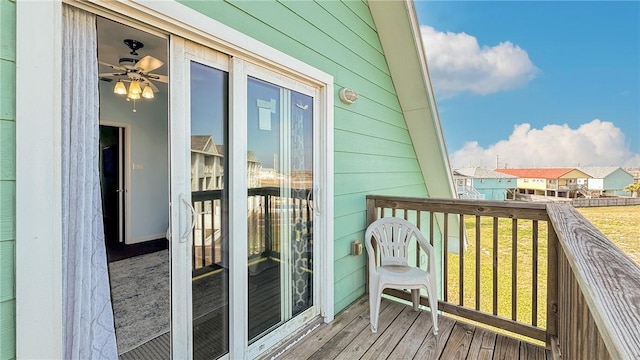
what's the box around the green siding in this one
[0,60,15,121]
[0,300,14,360]
[0,242,13,301]
[179,0,430,313]
[334,130,417,159]
[335,108,410,144]
[0,0,15,359]
[334,268,366,312]
[335,153,421,174]
[0,1,15,62]
[334,211,366,241]
[0,183,14,241]
[0,121,15,180]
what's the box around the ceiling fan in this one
[99,39,167,107]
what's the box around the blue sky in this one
[414,1,640,168]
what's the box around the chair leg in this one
[411,289,420,311]
[428,281,438,335]
[369,281,382,333]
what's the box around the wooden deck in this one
[268,296,549,360]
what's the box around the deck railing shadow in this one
[366,195,640,359]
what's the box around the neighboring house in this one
[191,135,224,191]
[626,167,640,184]
[495,168,591,198]
[578,166,635,197]
[453,167,517,201]
[1,1,457,359]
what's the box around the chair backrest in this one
[364,217,432,267]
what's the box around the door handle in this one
[180,194,196,242]
[311,185,320,216]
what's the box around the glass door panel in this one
[189,60,229,359]
[246,77,314,342]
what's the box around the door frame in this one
[99,121,131,245]
[171,36,331,359]
[242,60,323,359]
[16,1,334,358]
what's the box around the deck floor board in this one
[466,326,497,360]
[360,306,420,360]
[386,310,433,359]
[270,297,550,360]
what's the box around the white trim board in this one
[15,1,63,358]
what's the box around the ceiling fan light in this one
[113,80,127,95]
[128,88,141,100]
[142,85,154,99]
[129,80,142,95]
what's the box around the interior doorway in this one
[100,125,126,249]
[97,15,171,357]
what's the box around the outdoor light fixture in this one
[339,87,358,104]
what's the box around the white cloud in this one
[421,26,538,97]
[450,119,640,168]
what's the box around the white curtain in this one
[62,5,118,359]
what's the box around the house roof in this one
[368,1,455,199]
[191,135,212,152]
[495,168,576,179]
[454,167,517,179]
[192,135,223,156]
[578,166,630,179]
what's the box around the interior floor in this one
[109,254,288,359]
[106,238,169,262]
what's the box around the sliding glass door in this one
[171,36,321,359]
[246,77,314,341]
[189,60,230,359]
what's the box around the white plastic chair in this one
[364,217,438,335]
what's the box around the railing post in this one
[547,221,559,348]
[365,197,377,294]
[265,194,271,257]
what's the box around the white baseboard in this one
[127,233,167,245]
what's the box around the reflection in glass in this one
[190,61,229,359]
[247,77,314,341]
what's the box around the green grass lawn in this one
[577,205,640,266]
[442,205,639,341]
[445,216,548,330]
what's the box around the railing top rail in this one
[192,187,311,201]
[547,203,640,359]
[367,195,549,220]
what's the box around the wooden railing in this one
[191,189,224,274]
[191,187,312,275]
[547,204,640,359]
[366,195,640,358]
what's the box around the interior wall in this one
[99,81,169,244]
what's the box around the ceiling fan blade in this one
[135,55,164,73]
[98,72,126,78]
[146,73,168,83]
[99,61,126,71]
